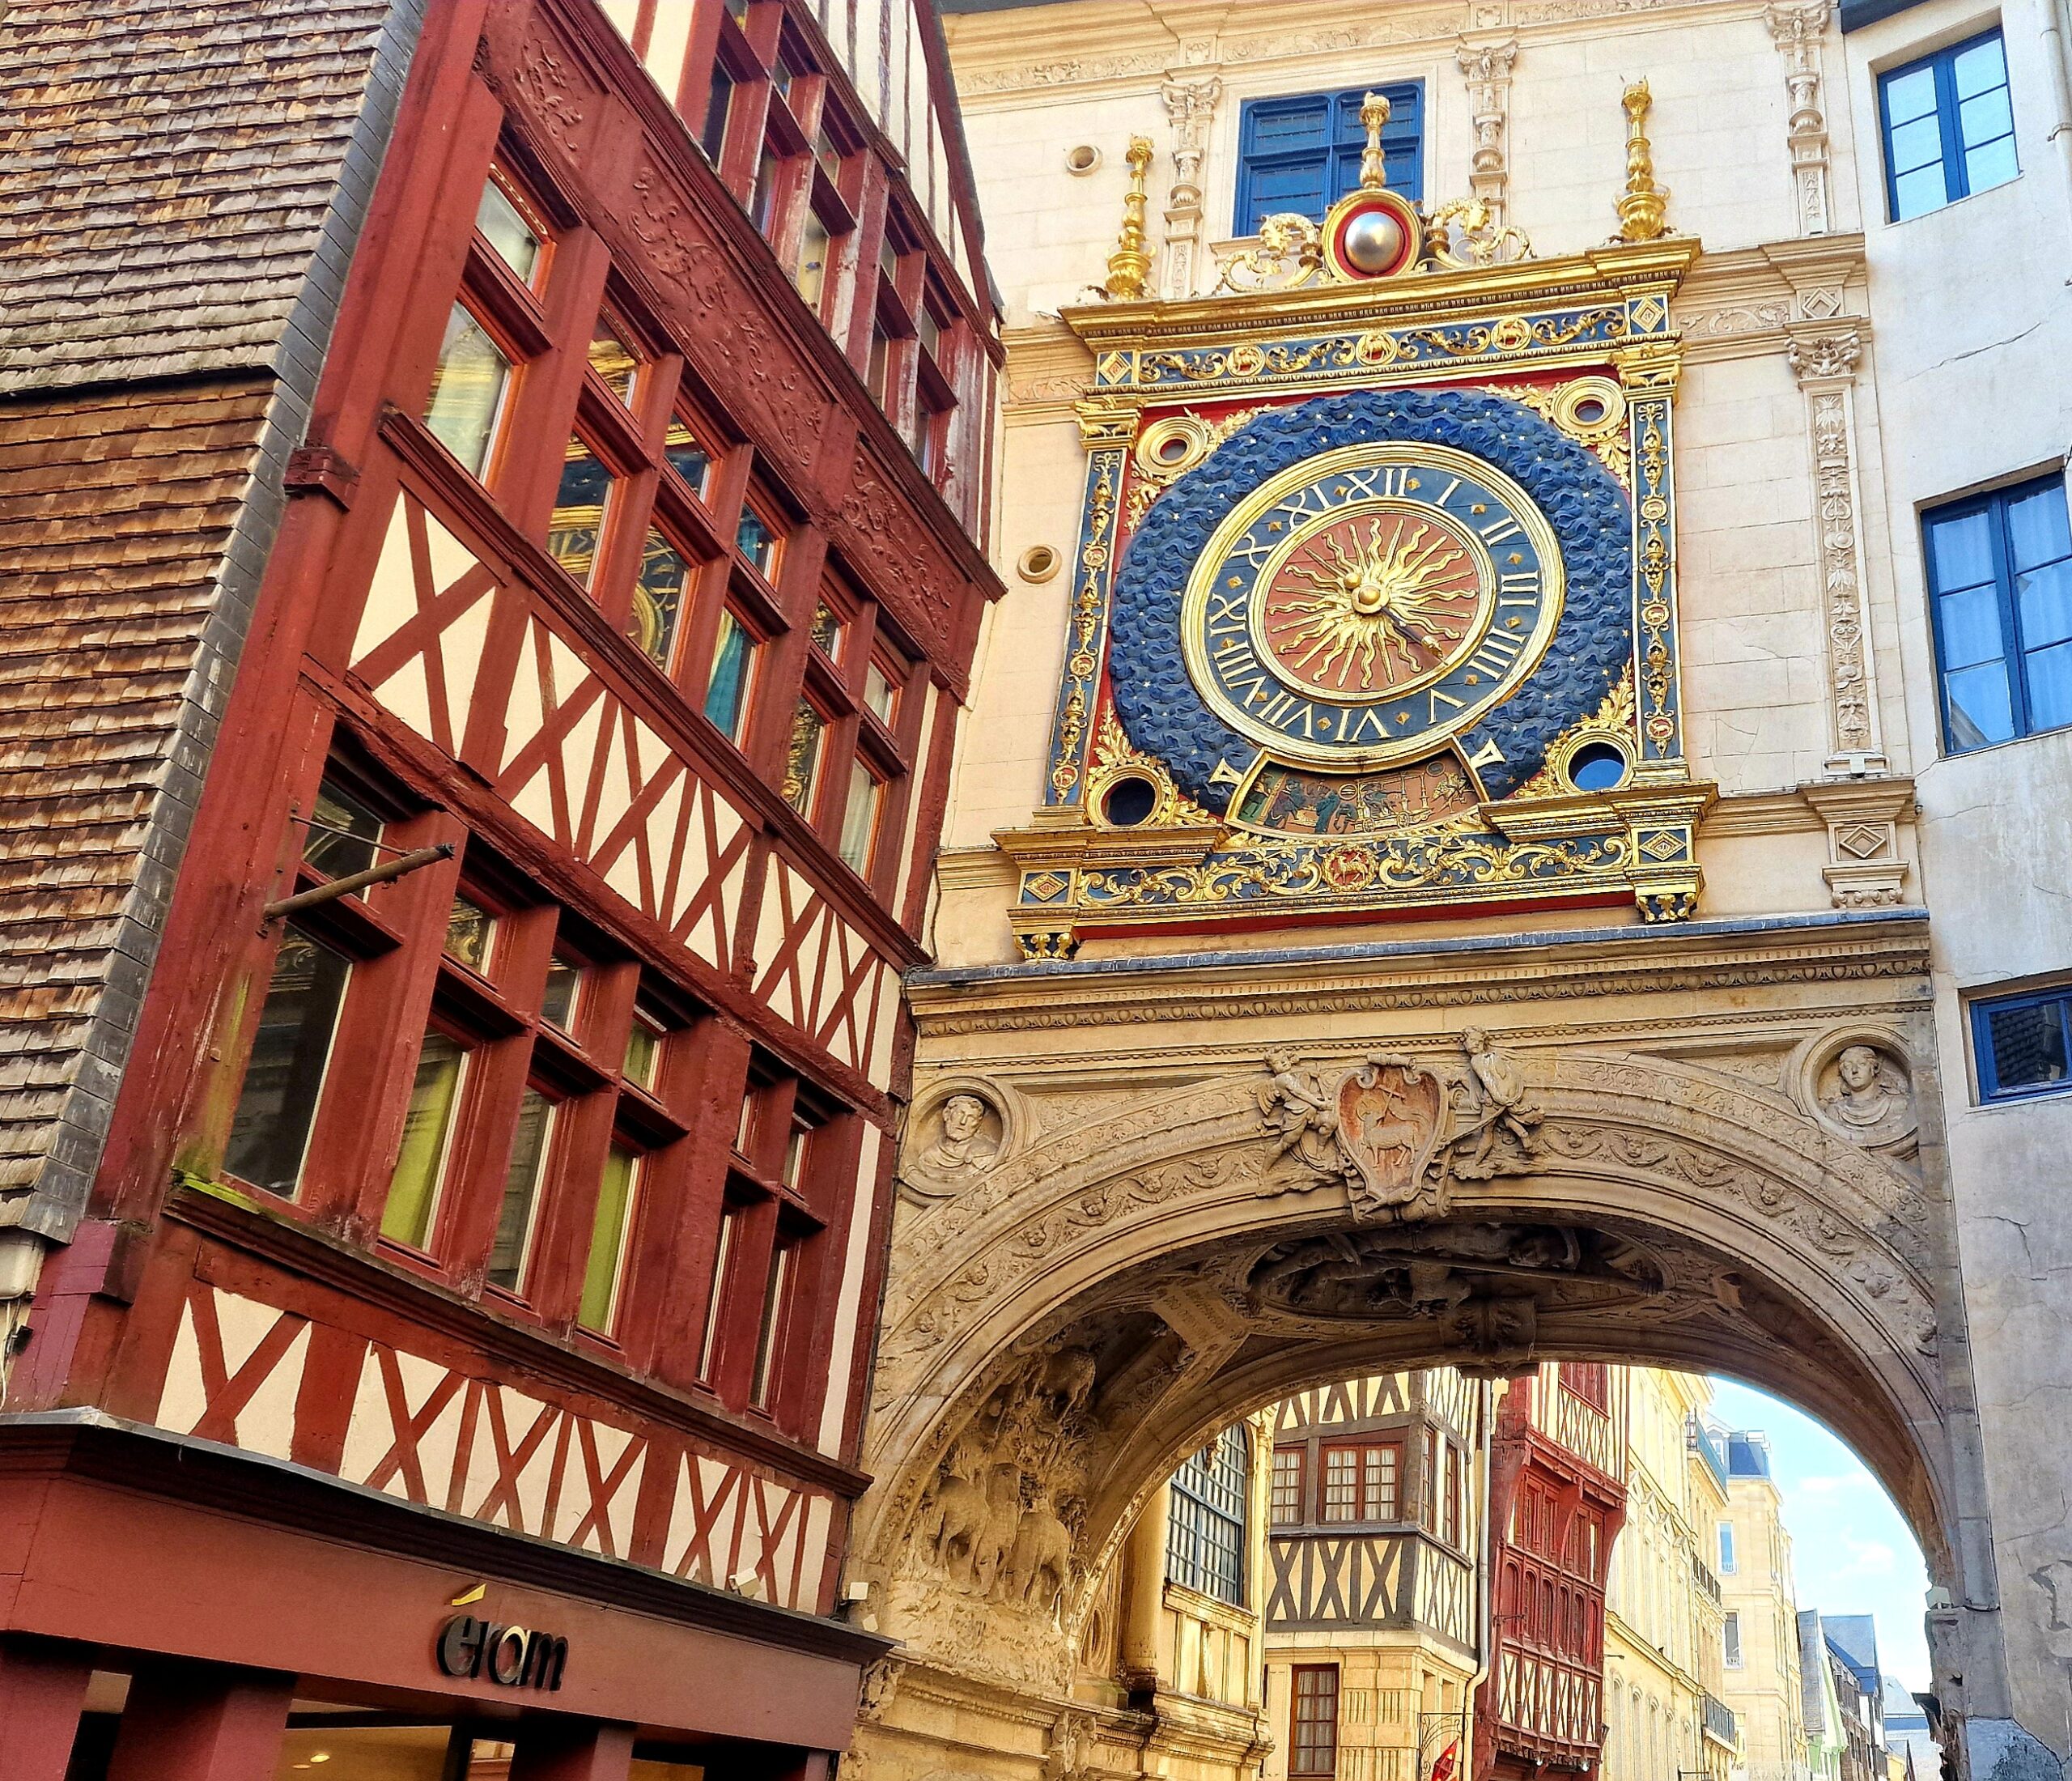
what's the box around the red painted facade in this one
[0,0,1000,1775]
[1474,1367,1627,1781]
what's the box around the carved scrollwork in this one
[1425,197,1534,268]
[1212,213,1324,294]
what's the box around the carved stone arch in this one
[855,1043,1967,1675]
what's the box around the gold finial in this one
[1358,91,1391,190]
[1103,135,1157,300]
[1615,78,1670,241]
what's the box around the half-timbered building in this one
[1475,1367,1628,1781]
[1263,1372,1488,1781]
[0,0,999,1776]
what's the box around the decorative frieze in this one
[1786,327,1887,772]
[1765,1,1836,236]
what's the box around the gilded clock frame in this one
[1002,236,1713,958]
[1180,440,1565,770]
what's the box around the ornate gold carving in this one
[1124,405,1270,529]
[1359,91,1392,191]
[1616,80,1671,242]
[1049,450,1121,800]
[1102,137,1156,301]
[1425,198,1534,270]
[1480,376,1628,482]
[1212,214,1324,295]
[1514,667,1637,797]
[1086,711,1217,827]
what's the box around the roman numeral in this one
[1497,572,1540,607]
[1466,629,1527,678]
[1434,478,1463,508]
[1479,515,1524,546]
[1345,707,1390,743]
[1207,590,1249,632]
[1276,486,1335,526]
[1467,737,1507,769]
[1216,644,1264,680]
[1429,687,1466,720]
[1228,531,1279,569]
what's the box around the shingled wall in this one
[0,0,427,1241]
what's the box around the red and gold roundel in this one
[1258,504,1484,696]
[1323,187,1422,281]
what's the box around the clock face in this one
[1180,442,1564,769]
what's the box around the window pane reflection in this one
[706,610,758,741]
[475,177,541,284]
[580,1144,640,1332]
[380,1031,469,1249]
[489,1088,555,1292]
[629,528,693,670]
[547,436,614,585]
[783,699,824,813]
[223,928,351,1197]
[424,305,512,478]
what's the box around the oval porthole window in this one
[1567,741,1630,791]
[1101,775,1159,827]
[1017,543,1061,583]
[1572,395,1608,425]
[1065,144,1102,176]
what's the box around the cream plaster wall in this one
[1831,0,2072,1741]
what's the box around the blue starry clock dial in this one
[1107,389,1634,811]
[1181,442,1561,768]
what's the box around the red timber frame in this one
[7,0,1000,1721]
[1475,1370,1628,1781]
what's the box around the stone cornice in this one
[1674,236,1869,362]
[946,0,1782,97]
[906,908,1930,1034]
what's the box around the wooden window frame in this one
[1878,28,2017,222]
[1271,1443,1306,1528]
[694,1061,840,1430]
[1923,470,2072,752]
[1289,1664,1340,1779]
[1318,1436,1404,1525]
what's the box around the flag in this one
[1431,1741,1459,1781]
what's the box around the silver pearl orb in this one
[1341,208,1403,274]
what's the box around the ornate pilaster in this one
[1040,402,1132,808]
[1614,340,1688,782]
[1787,328,1887,775]
[1160,76,1222,299]
[1455,40,1519,222]
[1766,1,1836,236]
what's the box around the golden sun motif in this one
[1263,510,1483,693]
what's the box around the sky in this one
[1708,1376,1934,1691]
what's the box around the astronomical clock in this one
[1001,90,1713,959]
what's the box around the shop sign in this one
[436,1614,568,1691]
